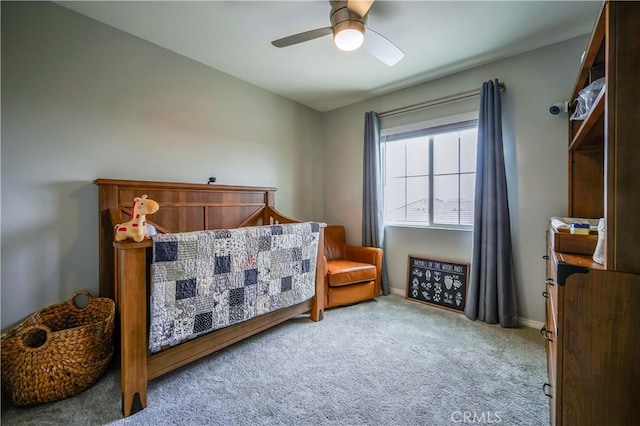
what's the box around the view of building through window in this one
[382,122,477,228]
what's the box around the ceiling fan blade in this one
[347,0,374,18]
[271,27,332,48]
[363,28,404,66]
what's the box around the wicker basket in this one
[1,291,115,407]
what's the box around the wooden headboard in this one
[94,179,298,300]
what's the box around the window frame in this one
[381,113,479,231]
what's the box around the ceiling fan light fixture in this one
[334,28,364,51]
[333,21,365,51]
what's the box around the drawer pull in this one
[542,291,549,299]
[543,383,552,398]
[545,278,555,286]
[539,326,553,342]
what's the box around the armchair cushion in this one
[326,260,377,287]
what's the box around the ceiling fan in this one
[271,0,404,66]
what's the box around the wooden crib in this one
[94,179,325,417]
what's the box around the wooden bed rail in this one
[113,224,325,417]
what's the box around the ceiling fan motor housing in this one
[330,1,367,37]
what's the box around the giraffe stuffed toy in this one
[114,194,160,242]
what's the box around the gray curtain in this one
[465,80,518,327]
[362,111,390,295]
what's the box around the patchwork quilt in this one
[149,222,320,353]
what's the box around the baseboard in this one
[389,287,405,296]
[518,317,544,329]
[388,287,544,329]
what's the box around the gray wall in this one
[323,36,588,323]
[1,2,324,327]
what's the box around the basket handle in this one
[71,291,93,310]
[18,324,52,352]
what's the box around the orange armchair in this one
[323,225,383,308]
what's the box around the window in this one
[381,119,478,229]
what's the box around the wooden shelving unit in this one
[567,90,604,151]
[544,2,640,425]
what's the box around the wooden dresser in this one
[543,2,640,425]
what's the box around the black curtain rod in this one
[378,82,506,118]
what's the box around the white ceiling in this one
[58,1,601,112]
